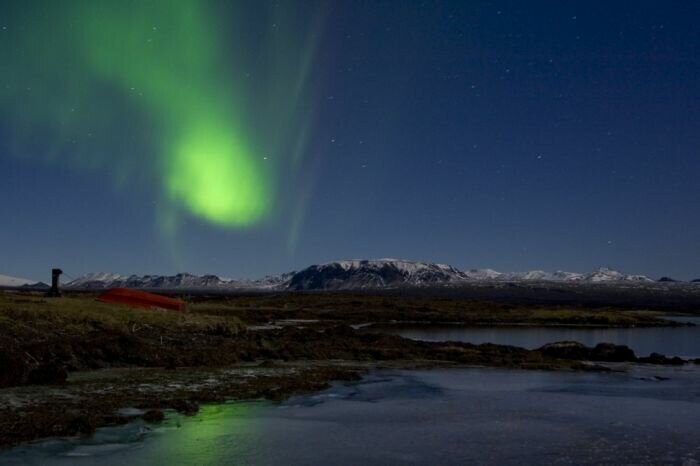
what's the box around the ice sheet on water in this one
[3,369,700,465]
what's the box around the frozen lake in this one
[3,365,700,465]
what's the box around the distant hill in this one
[20,282,50,290]
[658,277,678,283]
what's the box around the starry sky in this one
[1,0,699,281]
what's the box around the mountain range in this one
[3,259,696,291]
[35,259,695,291]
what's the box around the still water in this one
[363,316,700,358]
[3,367,700,465]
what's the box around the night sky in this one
[1,0,699,281]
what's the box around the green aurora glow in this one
[159,403,263,463]
[0,0,319,230]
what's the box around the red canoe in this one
[97,288,184,312]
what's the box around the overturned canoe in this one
[97,288,184,312]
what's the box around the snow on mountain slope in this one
[550,271,586,281]
[0,274,36,287]
[584,267,654,283]
[65,272,126,288]
[507,270,585,282]
[515,270,552,281]
[463,268,504,280]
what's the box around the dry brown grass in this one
[0,291,245,338]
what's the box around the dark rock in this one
[638,352,687,365]
[143,409,165,424]
[591,343,636,362]
[27,362,68,385]
[538,341,636,362]
[538,341,590,360]
[638,352,668,364]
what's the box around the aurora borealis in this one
[80,0,270,227]
[1,1,699,280]
[0,0,316,228]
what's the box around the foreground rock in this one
[539,341,636,362]
[637,353,686,365]
[538,341,689,365]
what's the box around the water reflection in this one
[363,317,700,358]
[1,402,265,466]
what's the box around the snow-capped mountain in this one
[286,262,650,289]
[0,274,36,288]
[513,270,553,281]
[65,272,126,289]
[584,267,654,283]
[463,268,504,280]
[507,270,585,282]
[65,271,294,290]
[66,272,232,290]
[287,259,467,290]
[60,260,668,291]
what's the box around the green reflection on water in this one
[152,402,267,465]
